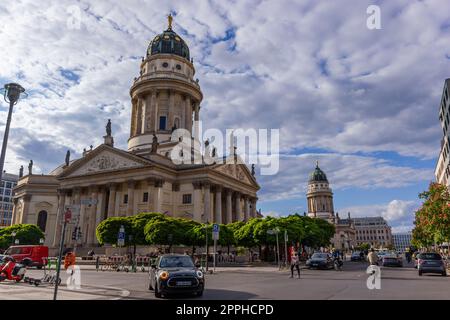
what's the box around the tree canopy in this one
[0,224,45,250]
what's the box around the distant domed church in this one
[11,15,260,251]
[306,162,356,250]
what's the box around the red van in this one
[4,245,49,268]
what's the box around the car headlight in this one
[196,270,203,278]
[159,271,169,280]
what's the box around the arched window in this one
[37,210,47,232]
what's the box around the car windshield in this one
[311,253,328,259]
[418,253,442,260]
[4,247,21,255]
[159,256,194,268]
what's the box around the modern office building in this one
[392,232,412,253]
[0,172,18,227]
[435,79,450,186]
[353,217,392,248]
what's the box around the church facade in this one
[11,16,260,249]
[307,162,356,250]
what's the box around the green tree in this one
[144,216,186,251]
[96,217,132,246]
[0,224,45,250]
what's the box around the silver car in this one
[417,253,447,276]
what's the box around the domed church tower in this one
[306,161,335,223]
[128,14,203,156]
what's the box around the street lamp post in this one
[0,83,27,182]
[11,231,16,246]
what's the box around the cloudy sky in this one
[1,0,449,233]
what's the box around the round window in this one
[162,62,169,68]
[176,64,181,70]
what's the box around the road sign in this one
[118,225,125,247]
[212,223,219,240]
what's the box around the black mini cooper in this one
[148,254,204,298]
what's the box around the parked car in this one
[148,254,205,298]
[350,251,363,261]
[4,245,48,269]
[382,254,403,267]
[417,253,447,276]
[306,253,334,269]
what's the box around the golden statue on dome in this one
[168,13,173,30]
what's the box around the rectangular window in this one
[123,194,128,204]
[182,194,192,204]
[159,116,167,130]
[5,182,11,189]
[143,192,149,203]
[4,190,10,196]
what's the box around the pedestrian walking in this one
[290,252,301,279]
[367,248,379,266]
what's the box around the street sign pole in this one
[213,238,216,273]
[54,208,71,300]
[284,230,288,268]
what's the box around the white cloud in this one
[0,1,445,215]
[381,200,417,222]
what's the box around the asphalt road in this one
[4,261,450,300]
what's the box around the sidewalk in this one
[0,282,129,300]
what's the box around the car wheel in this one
[418,270,422,276]
[154,282,162,298]
[196,290,203,297]
[442,271,447,277]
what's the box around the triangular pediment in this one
[213,162,259,188]
[59,145,151,178]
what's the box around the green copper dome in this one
[309,161,328,183]
[147,15,190,61]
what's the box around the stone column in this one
[52,190,66,247]
[193,102,199,139]
[203,182,210,223]
[146,91,155,132]
[130,99,137,136]
[11,198,18,225]
[140,95,147,134]
[126,180,136,216]
[21,194,32,224]
[192,181,203,222]
[244,196,250,221]
[234,192,242,222]
[226,189,232,224]
[153,179,164,213]
[115,184,123,216]
[136,97,143,134]
[107,183,116,217]
[87,186,98,245]
[168,90,175,129]
[251,198,257,218]
[94,187,105,244]
[145,179,152,211]
[185,96,191,132]
[154,91,159,131]
[214,186,222,224]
